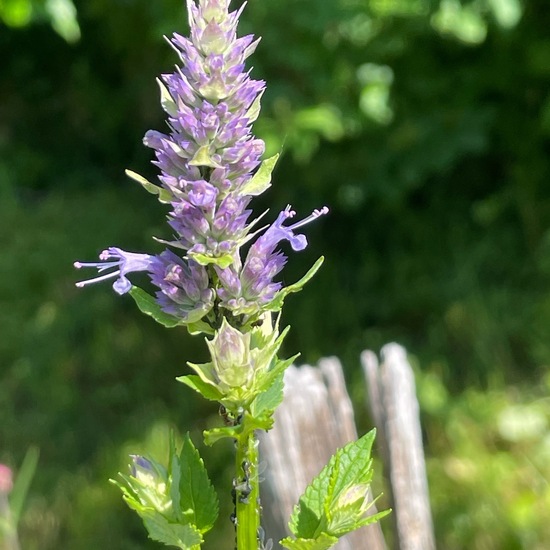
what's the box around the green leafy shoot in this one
[113,459,201,549]
[112,435,218,549]
[8,447,39,527]
[286,430,389,544]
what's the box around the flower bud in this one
[207,318,253,388]
[128,455,170,512]
[131,455,155,480]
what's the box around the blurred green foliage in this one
[1,0,549,548]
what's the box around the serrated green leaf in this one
[325,430,376,504]
[250,372,284,418]
[189,251,234,269]
[125,169,172,203]
[280,533,338,550]
[324,453,342,517]
[240,153,279,196]
[129,287,182,328]
[266,257,324,312]
[289,430,378,540]
[178,433,219,533]
[177,374,224,402]
[141,510,203,549]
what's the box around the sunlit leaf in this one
[45,0,81,43]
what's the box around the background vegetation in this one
[1,0,549,548]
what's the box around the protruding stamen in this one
[75,270,122,288]
[289,206,329,231]
[74,260,120,271]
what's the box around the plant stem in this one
[235,427,260,550]
[0,494,20,550]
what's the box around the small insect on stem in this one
[232,459,253,504]
[219,405,244,426]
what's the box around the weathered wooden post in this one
[362,344,436,550]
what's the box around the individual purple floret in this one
[74,248,154,295]
[75,247,215,321]
[216,205,329,316]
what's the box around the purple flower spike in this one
[141,0,267,262]
[75,0,329,331]
[74,247,154,295]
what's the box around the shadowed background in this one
[1,0,550,548]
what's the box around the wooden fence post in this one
[362,344,436,550]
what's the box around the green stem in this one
[235,427,260,550]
